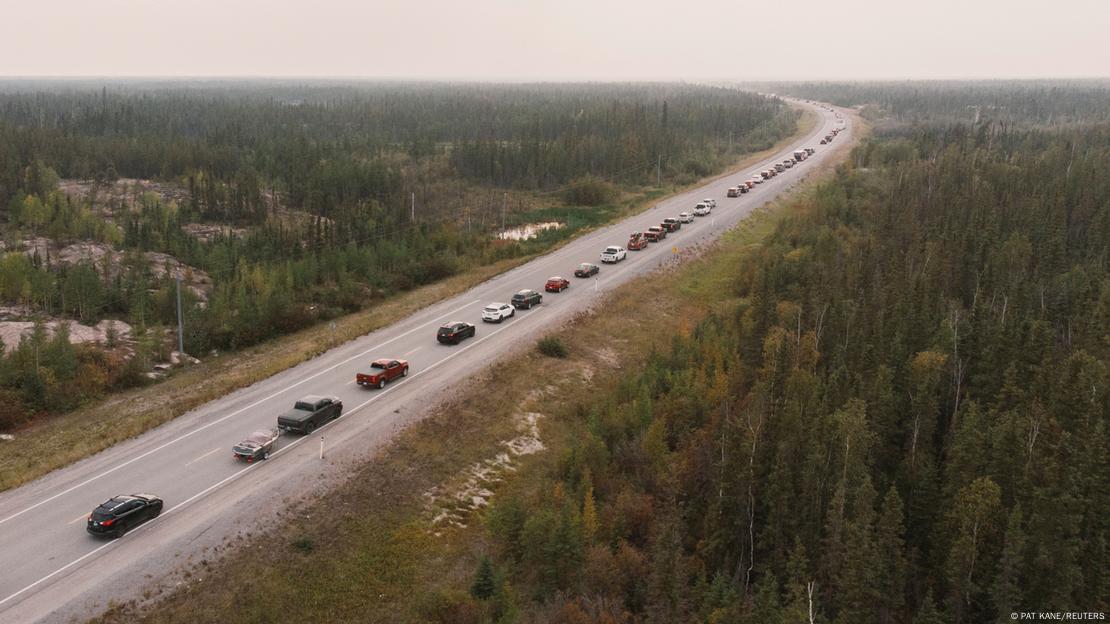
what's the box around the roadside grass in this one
[0,108,817,494]
[87,108,855,624]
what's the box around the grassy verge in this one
[88,108,857,624]
[0,107,817,494]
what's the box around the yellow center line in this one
[185,447,223,466]
[68,513,89,525]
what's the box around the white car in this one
[693,204,711,216]
[600,246,627,263]
[750,176,764,184]
[678,212,694,223]
[702,198,717,208]
[482,302,515,323]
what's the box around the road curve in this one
[0,97,851,623]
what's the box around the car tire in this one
[378,379,386,389]
[262,451,270,460]
[402,367,408,377]
[306,422,316,434]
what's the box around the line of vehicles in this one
[85,127,836,539]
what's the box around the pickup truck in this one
[661,218,681,233]
[628,232,648,250]
[277,396,343,435]
[727,187,740,197]
[645,226,667,241]
[356,358,409,388]
[600,246,627,263]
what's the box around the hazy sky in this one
[1,0,1107,80]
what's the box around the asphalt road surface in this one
[0,97,851,623]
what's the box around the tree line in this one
[467,96,1109,623]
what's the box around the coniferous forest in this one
[0,82,796,425]
[473,83,1109,623]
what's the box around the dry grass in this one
[0,108,819,494]
[87,109,862,624]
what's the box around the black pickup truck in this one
[277,395,343,435]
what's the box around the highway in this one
[0,97,851,623]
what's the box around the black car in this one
[574,262,600,278]
[511,289,543,310]
[437,321,476,344]
[87,494,163,538]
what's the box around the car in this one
[645,225,667,240]
[750,176,763,185]
[727,187,740,197]
[574,262,600,278]
[601,246,627,263]
[545,276,570,292]
[703,198,717,209]
[277,395,343,433]
[820,139,827,144]
[482,302,515,322]
[628,232,648,250]
[87,494,163,538]
[437,321,476,344]
[678,212,694,223]
[233,428,279,462]
[356,359,409,389]
[738,184,750,193]
[693,205,711,217]
[661,218,681,232]
[512,289,543,309]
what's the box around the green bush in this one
[537,336,568,358]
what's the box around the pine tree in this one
[470,555,496,601]
[991,505,1025,623]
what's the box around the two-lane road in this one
[0,98,851,623]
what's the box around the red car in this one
[356,359,409,389]
[644,226,666,242]
[628,232,648,250]
[545,276,570,292]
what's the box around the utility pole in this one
[410,191,415,222]
[175,275,184,354]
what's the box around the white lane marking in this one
[0,306,544,611]
[403,346,423,356]
[66,513,88,526]
[0,540,115,608]
[0,298,482,527]
[185,447,222,466]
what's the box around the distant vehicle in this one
[783,160,794,169]
[482,302,515,322]
[774,163,785,172]
[661,218,680,232]
[761,171,772,180]
[703,199,717,209]
[793,150,806,161]
[644,226,667,240]
[87,494,163,538]
[437,321,476,344]
[233,428,279,462]
[278,395,343,433]
[574,262,600,278]
[820,139,827,145]
[678,212,694,223]
[601,246,627,263]
[545,276,570,292]
[749,177,762,186]
[627,231,648,250]
[805,147,815,155]
[693,205,711,217]
[727,187,740,197]
[738,184,750,193]
[512,289,543,309]
[356,358,409,389]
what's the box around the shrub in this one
[537,336,568,358]
[564,176,617,207]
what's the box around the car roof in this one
[299,394,326,403]
[548,276,564,280]
[371,358,397,365]
[515,289,534,294]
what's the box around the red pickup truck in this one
[628,232,648,250]
[356,359,409,389]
